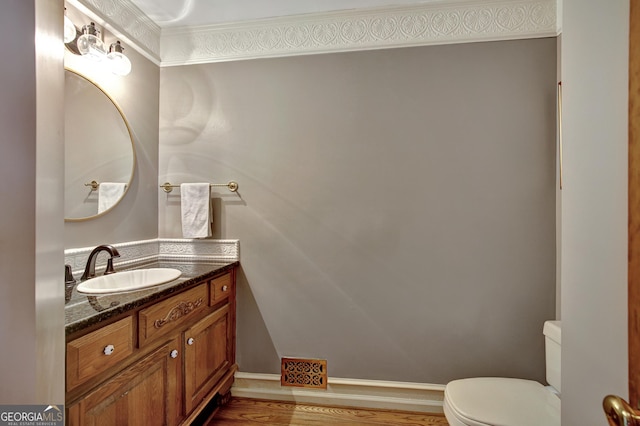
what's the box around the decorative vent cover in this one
[281,357,327,389]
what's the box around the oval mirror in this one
[64,69,135,221]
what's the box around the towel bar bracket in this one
[84,180,100,191]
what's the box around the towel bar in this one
[160,181,239,193]
[85,181,128,191]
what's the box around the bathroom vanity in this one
[64,261,238,425]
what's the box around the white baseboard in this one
[231,372,445,414]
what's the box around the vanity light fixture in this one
[68,21,132,76]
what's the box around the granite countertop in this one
[65,260,239,336]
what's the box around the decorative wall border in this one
[64,238,239,277]
[158,238,240,262]
[69,0,558,66]
[159,0,559,66]
[232,372,446,414]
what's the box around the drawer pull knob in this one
[170,349,179,359]
[222,285,228,292]
[103,344,115,356]
[187,337,195,345]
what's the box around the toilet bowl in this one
[443,321,561,426]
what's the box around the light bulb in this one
[107,41,132,76]
[63,15,76,43]
[77,23,106,62]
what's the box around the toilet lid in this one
[444,378,560,426]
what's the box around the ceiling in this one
[128,0,436,28]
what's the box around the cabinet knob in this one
[103,344,115,356]
[222,285,228,292]
[187,337,195,345]
[170,349,178,359]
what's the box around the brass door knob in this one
[604,395,640,426]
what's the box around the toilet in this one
[443,321,561,426]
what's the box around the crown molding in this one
[70,0,558,66]
[159,0,558,66]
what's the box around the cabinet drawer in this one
[67,316,134,391]
[210,273,233,305]
[139,284,207,346]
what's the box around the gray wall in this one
[159,38,557,384]
[561,0,629,423]
[63,6,160,249]
[0,0,65,403]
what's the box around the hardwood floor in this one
[207,398,449,425]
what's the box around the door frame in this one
[629,0,640,409]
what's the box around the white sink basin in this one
[76,268,182,294]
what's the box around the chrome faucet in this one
[81,245,121,281]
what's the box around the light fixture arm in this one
[109,41,124,54]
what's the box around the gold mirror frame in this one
[64,69,136,221]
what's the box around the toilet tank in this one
[544,320,561,394]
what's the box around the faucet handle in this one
[65,264,76,284]
[65,264,76,303]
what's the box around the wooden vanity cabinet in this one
[66,269,236,426]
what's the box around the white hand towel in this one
[98,182,127,213]
[181,183,212,238]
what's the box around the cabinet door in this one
[68,337,183,426]
[184,304,232,413]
